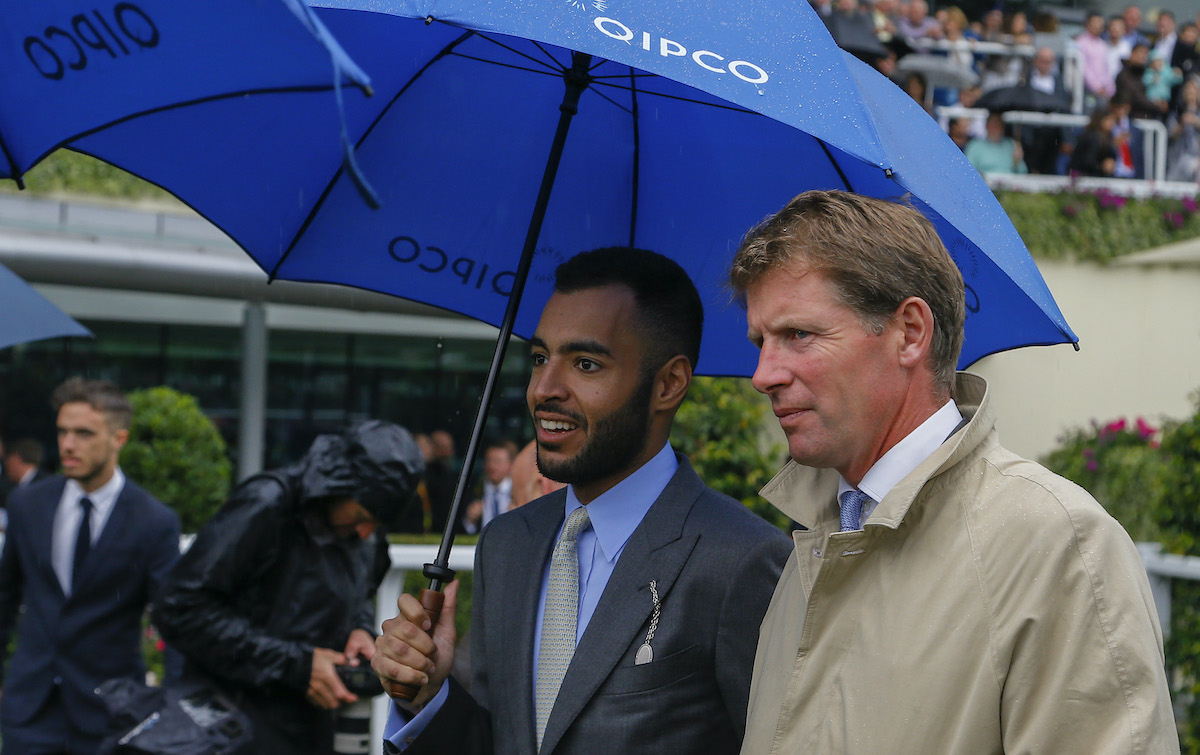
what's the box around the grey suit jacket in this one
[401,455,792,755]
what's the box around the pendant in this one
[635,643,653,665]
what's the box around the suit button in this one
[812,546,823,558]
[53,676,63,685]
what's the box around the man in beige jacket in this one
[730,190,1178,754]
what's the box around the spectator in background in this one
[0,378,180,754]
[4,439,47,490]
[1122,4,1150,49]
[1106,16,1133,82]
[1021,46,1070,174]
[1154,11,1178,66]
[1077,13,1116,103]
[1145,49,1183,106]
[461,441,515,534]
[424,429,457,534]
[897,0,942,41]
[1167,76,1200,182]
[965,111,1028,174]
[947,116,972,150]
[1116,43,1170,119]
[1068,106,1118,176]
[1172,23,1200,102]
[870,0,900,45]
[1109,95,1141,177]
[903,71,933,114]
[508,440,566,510]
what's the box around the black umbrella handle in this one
[382,588,445,703]
[420,51,595,592]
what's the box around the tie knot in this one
[560,506,590,542]
[838,489,870,532]
[79,496,94,514]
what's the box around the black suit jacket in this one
[402,456,792,755]
[0,475,180,736]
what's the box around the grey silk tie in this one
[535,505,591,750]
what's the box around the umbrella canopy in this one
[68,3,1075,373]
[977,84,1073,113]
[1,0,371,187]
[0,261,91,350]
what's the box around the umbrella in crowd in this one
[62,0,1078,669]
[896,53,981,90]
[823,11,889,64]
[1,0,372,189]
[977,84,1073,113]
[0,260,91,350]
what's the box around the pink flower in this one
[1086,460,1098,471]
[1183,196,1199,214]
[1136,417,1156,440]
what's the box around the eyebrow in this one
[529,336,612,357]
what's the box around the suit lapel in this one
[540,459,705,753]
[35,479,68,600]
[503,493,564,754]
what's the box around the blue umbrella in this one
[0,261,91,350]
[64,0,1077,650]
[1,0,372,190]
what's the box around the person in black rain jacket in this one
[153,420,423,754]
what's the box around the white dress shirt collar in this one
[53,467,126,593]
[838,400,963,522]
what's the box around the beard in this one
[536,371,655,489]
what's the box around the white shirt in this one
[52,467,125,595]
[1030,71,1058,95]
[837,400,963,524]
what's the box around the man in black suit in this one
[374,248,792,754]
[5,438,49,490]
[0,377,181,754]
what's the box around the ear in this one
[894,296,935,369]
[652,355,694,414]
[112,427,130,452]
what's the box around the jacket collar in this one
[760,372,994,531]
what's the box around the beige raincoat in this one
[742,373,1178,754]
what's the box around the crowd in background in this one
[815,0,1200,182]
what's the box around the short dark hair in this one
[7,438,43,467]
[553,247,704,372]
[50,377,132,431]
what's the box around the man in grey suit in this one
[374,247,792,754]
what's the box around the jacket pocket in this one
[598,644,700,696]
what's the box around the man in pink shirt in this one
[1077,12,1116,101]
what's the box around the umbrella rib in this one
[469,33,568,75]
[585,86,634,115]
[447,53,565,79]
[590,79,758,114]
[271,30,479,281]
[817,139,855,191]
[628,69,640,247]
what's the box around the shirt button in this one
[812,546,823,558]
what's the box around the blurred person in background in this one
[4,438,47,490]
[1167,76,1200,182]
[1077,13,1116,103]
[154,420,423,754]
[1116,43,1170,120]
[0,378,179,755]
[509,440,566,510]
[897,0,942,41]
[461,441,516,534]
[1122,4,1150,49]
[965,110,1028,174]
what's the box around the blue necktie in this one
[839,490,871,532]
[72,497,94,591]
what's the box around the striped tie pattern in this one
[839,489,870,532]
[535,505,591,750]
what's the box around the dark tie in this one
[73,497,94,591]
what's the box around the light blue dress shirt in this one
[385,443,679,750]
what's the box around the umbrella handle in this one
[382,588,445,703]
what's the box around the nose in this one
[750,342,789,396]
[528,358,568,406]
[356,521,378,540]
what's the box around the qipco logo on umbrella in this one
[24,3,159,82]
[591,16,769,86]
[388,237,517,298]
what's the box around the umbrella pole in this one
[386,51,593,703]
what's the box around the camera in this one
[334,662,384,698]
